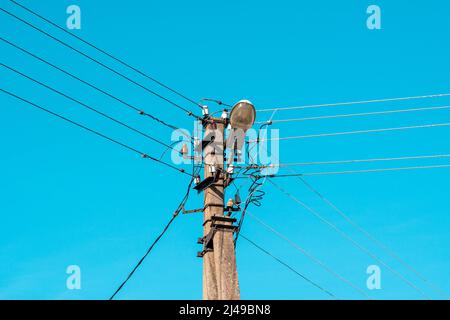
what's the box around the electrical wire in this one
[261,164,450,177]
[256,142,444,297]
[239,234,337,299]
[257,105,450,124]
[293,175,448,298]
[7,0,202,110]
[1,63,178,152]
[234,119,277,244]
[0,7,201,119]
[267,179,430,299]
[200,98,233,108]
[109,214,178,300]
[0,88,190,176]
[257,93,450,113]
[255,122,450,142]
[0,37,186,134]
[246,212,371,299]
[109,168,198,300]
[234,167,266,244]
[243,153,450,169]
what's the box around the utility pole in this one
[200,117,240,300]
[193,100,255,300]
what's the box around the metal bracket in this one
[197,216,238,258]
[193,169,222,193]
[197,228,215,258]
[182,207,204,214]
[211,215,237,225]
[197,248,213,258]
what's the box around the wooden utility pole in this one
[201,118,240,300]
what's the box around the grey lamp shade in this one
[229,100,256,131]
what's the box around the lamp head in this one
[229,99,256,132]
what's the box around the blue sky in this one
[1,0,450,300]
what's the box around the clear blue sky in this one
[1,0,450,300]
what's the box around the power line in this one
[239,234,337,299]
[0,7,201,119]
[200,98,233,108]
[257,93,450,113]
[246,153,450,169]
[0,88,189,176]
[293,175,448,299]
[2,63,178,152]
[109,214,178,300]
[262,164,450,177]
[255,122,450,142]
[246,212,371,299]
[257,105,450,124]
[8,0,202,110]
[267,179,429,299]
[109,172,197,300]
[109,215,177,300]
[256,142,443,297]
[0,37,185,133]
[257,151,448,297]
